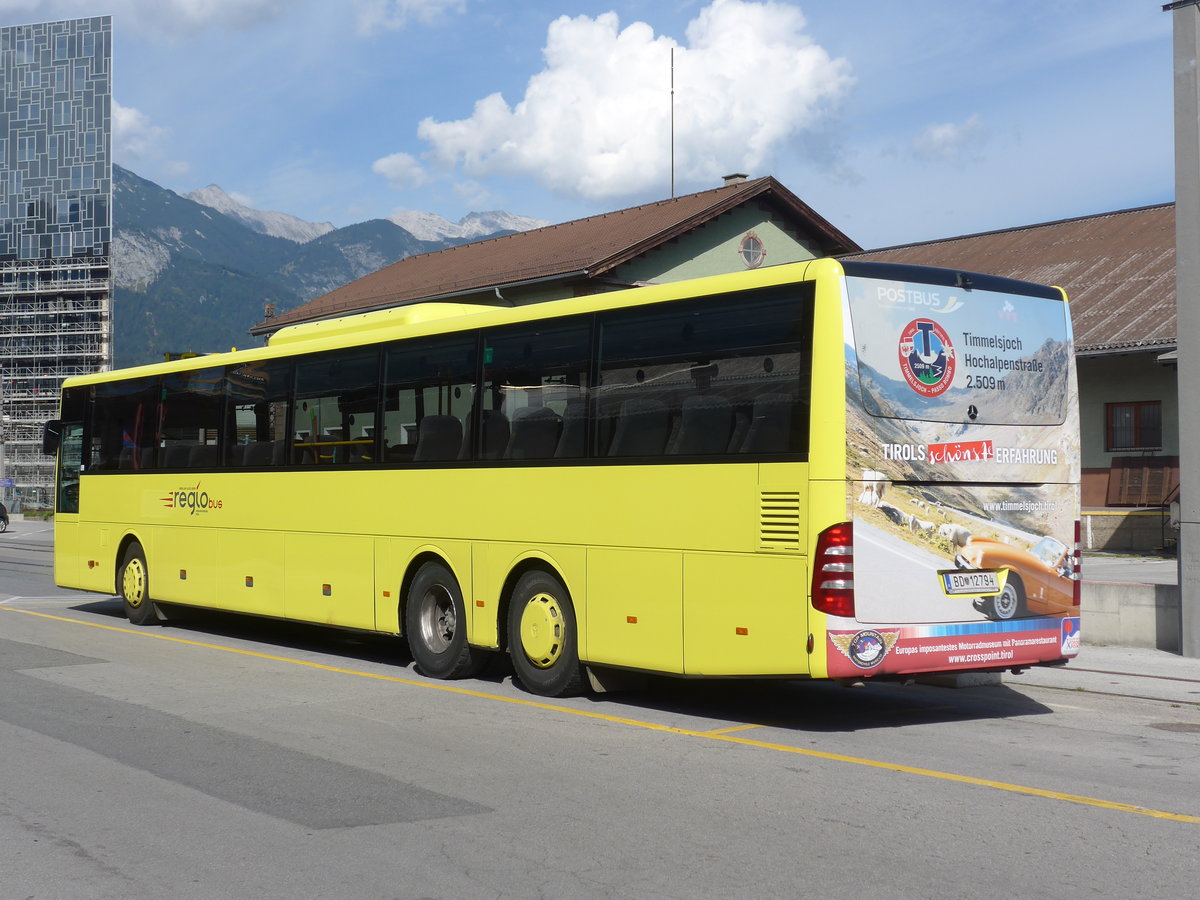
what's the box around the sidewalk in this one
[1082,552,1177,585]
[992,553,1198,697]
[1008,644,1200,704]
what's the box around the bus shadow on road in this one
[74,598,1053,731]
[600,674,1056,733]
[72,597,519,687]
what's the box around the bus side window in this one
[227,359,292,468]
[482,318,591,462]
[292,349,380,466]
[383,335,477,465]
[161,366,225,470]
[598,288,810,460]
[90,376,160,472]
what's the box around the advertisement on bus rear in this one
[829,275,1081,678]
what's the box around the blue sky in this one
[0,0,1175,248]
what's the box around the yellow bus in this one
[43,258,1081,696]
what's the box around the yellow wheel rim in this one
[519,592,563,669]
[123,558,146,609]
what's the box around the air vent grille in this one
[760,491,802,551]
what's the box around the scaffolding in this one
[1,256,112,511]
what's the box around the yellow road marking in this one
[707,723,766,735]
[6,605,1199,826]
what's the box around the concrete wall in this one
[1082,510,1176,554]
[1082,580,1180,651]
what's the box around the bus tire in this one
[990,576,1025,621]
[507,570,585,697]
[119,542,159,626]
[405,561,485,679]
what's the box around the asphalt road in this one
[854,519,994,624]
[1,525,1198,898]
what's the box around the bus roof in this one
[61,258,1062,389]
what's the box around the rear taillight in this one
[1072,519,1082,607]
[812,522,855,618]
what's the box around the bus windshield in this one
[845,275,1071,427]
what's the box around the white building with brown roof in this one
[251,175,860,336]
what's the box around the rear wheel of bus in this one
[405,560,486,679]
[507,569,585,697]
[118,542,159,626]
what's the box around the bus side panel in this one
[586,548,683,673]
[154,525,218,608]
[804,475,850,680]
[469,542,587,652]
[682,552,808,675]
[801,263,855,680]
[285,532,374,630]
[74,520,118,594]
[53,516,83,590]
[373,538,404,635]
[372,537,474,637]
[216,529,285,616]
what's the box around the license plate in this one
[940,569,1001,595]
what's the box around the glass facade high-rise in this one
[1,15,112,510]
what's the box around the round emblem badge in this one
[898,318,955,397]
[847,630,888,668]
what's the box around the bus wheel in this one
[990,577,1025,621]
[507,570,585,697]
[119,543,159,626]
[405,561,485,679]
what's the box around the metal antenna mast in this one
[670,46,675,198]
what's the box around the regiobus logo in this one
[161,483,223,516]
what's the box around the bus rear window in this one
[845,275,1070,426]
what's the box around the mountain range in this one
[111,166,546,368]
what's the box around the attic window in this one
[739,232,765,269]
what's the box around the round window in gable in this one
[739,232,765,268]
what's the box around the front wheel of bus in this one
[990,576,1025,621]
[405,561,485,680]
[508,570,585,698]
[119,543,158,626]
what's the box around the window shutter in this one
[1106,457,1180,506]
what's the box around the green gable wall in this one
[615,204,820,284]
[374,200,829,312]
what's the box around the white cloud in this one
[372,151,430,188]
[112,101,170,162]
[415,0,853,201]
[354,0,465,35]
[113,100,192,178]
[452,178,493,209]
[911,114,987,163]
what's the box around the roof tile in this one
[849,204,1176,353]
[254,176,859,334]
